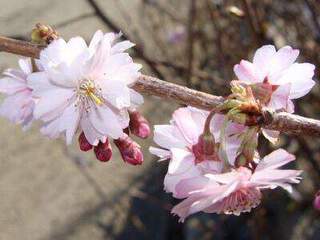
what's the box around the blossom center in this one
[191,135,220,164]
[250,79,279,105]
[219,187,262,215]
[78,80,104,107]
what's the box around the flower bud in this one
[114,136,143,165]
[78,132,93,152]
[314,191,320,211]
[94,139,112,162]
[129,110,151,139]
[31,23,59,45]
[192,133,219,163]
[235,127,259,167]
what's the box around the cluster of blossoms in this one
[0,25,318,221]
[151,45,315,221]
[0,29,150,164]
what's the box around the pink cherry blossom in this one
[234,45,315,113]
[314,190,320,211]
[0,58,37,129]
[171,149,302,222]
[28,30,143,145]
[149,107,245,196]
[233,45,315,142]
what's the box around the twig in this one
[0,36,44,58]
[143,0,185,24]
[186,0,197,87]
[1,36,320,136]
[241,0,262,45]
[54,12,96,29]
[304,0,320,37]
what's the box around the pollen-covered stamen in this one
[76,79,104,110]
[220,187,262,216]
[216,167,261,215]
[192,133,220,164]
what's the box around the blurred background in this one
[0,0,320,239]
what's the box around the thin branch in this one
[0,36,44,58]
[241,0,263,45]
[54,12,96,29]
[304,0,320,37]
[186,0,197,87]
[1,36,320,137]
[143,0,185,24]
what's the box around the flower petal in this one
[88,105,125,139]
[276,63,315,99]
[255,149,296,171]
[168,148,194,175]
[234,60,260,83]
[149,147,171,161]
[173,107,206,144]
[268,83,291,111]
[253,45,276,78]
[268,46,299,81]
[262,129,280,144]
[80,115,106,146]
[153,125,187,149]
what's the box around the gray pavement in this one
[0,1,177,239]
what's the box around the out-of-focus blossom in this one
[114,135,143,165]
[226,6,245,18]
[28,30,143,145]
[172,149,302,222]
[129,110,151,139]
[150,107,245,196]
[0,58,37,129]
[167,25,186,44]
[313,190,320,211]
[234,45,315,113]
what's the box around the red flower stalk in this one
[192,110,219,163]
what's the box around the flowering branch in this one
[0,36,320,137]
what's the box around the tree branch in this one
[1,36,320,137]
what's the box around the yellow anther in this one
[80,81,104,105]
[88,91,103,105]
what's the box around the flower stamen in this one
[79,80,104,106]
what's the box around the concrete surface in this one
[0,1,178,239]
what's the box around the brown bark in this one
[1,36,320,136]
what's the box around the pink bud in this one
[129,110,151,139]
[114,136,144,165]
[94,139,112,162]
[78,132,93,152]
[192,133,218,163]
[314,191,320,210]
